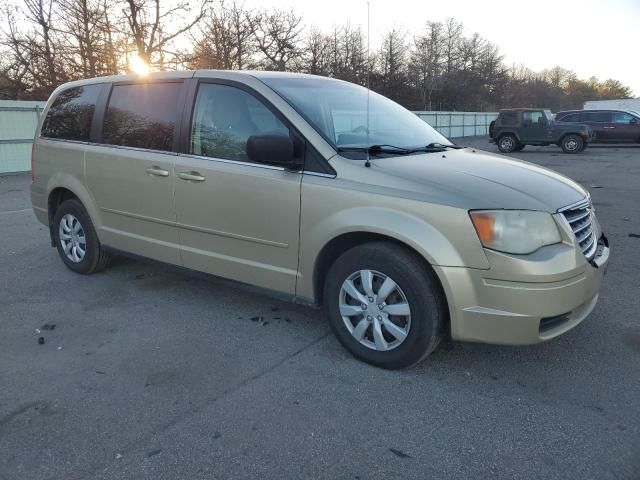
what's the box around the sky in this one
[242,0,640,96]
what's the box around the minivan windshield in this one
[261,77,453,156]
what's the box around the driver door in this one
[519,110,550,143]
[173,81,303,294]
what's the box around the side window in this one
[103,82,182,151]
[611,112,634,124]
[522,111,545,127]
[583,112,611,123]
[559,113,582,122]
[499,111,518,126]
[190,83,289,162]
[41,85,101,141]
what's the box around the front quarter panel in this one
[296,172,489,302]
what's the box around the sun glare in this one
[129,55,149,75]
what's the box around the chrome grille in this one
[561,201,597,260]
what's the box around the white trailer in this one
[583,98,640,113]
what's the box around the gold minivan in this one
[31,70,610,368]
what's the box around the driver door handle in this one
[178,171,206,182]
[146,166,169,177]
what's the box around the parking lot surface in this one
[1,138,639,480]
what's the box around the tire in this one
[498,134,518,153]
[514,144,526,151]
[323,242,445,369]
[561,134,584,154]
[52,199,111,274]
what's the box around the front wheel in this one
[561,134,584,154]
[323,242,445,369]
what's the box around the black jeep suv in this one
[489,108,593,154]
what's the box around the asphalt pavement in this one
[1,138,639,479]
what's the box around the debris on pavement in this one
[389,448,412,459]
[38,337,45,345]
[41,323,56,330]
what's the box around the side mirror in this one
[246,134,302,170]
[630,117,638,125]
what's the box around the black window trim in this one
[40,82,105,144]
[179,77,336,176]
[94,78,188,154]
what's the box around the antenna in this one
[365,0,371,168]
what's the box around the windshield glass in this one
[261,77,452,153]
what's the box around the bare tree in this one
[248,8,303,71]
[302,26,331,76]
[1,0,61,92]
[376,29,407,102]
[57,0,120,77]
[120,0,210,66]
[190,1,252,70]
[410,21,443,110]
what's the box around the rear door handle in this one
[178,171,206,182]
[146,166,169,177]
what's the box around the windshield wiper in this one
[423,142,464,150]
[337,144,413,155]
[337,142,464,158]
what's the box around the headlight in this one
[469,210,561,254]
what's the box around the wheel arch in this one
[46,175,101,244]
[497,130,521,142]
[312,231,446,304]
[311,231,452,336]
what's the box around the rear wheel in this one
[323,242,445,369]
[498,134,518,153]
[561,134,584,154]
[52,199,111,274]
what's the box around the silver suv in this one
[31,71,610,369]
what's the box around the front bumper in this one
[434,236,610,345]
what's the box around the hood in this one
[365,148,588,212]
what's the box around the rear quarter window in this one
[41,85,101,141]
[102,82,183,152]
[498,112,519,126]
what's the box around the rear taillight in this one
[31,144,35,182]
